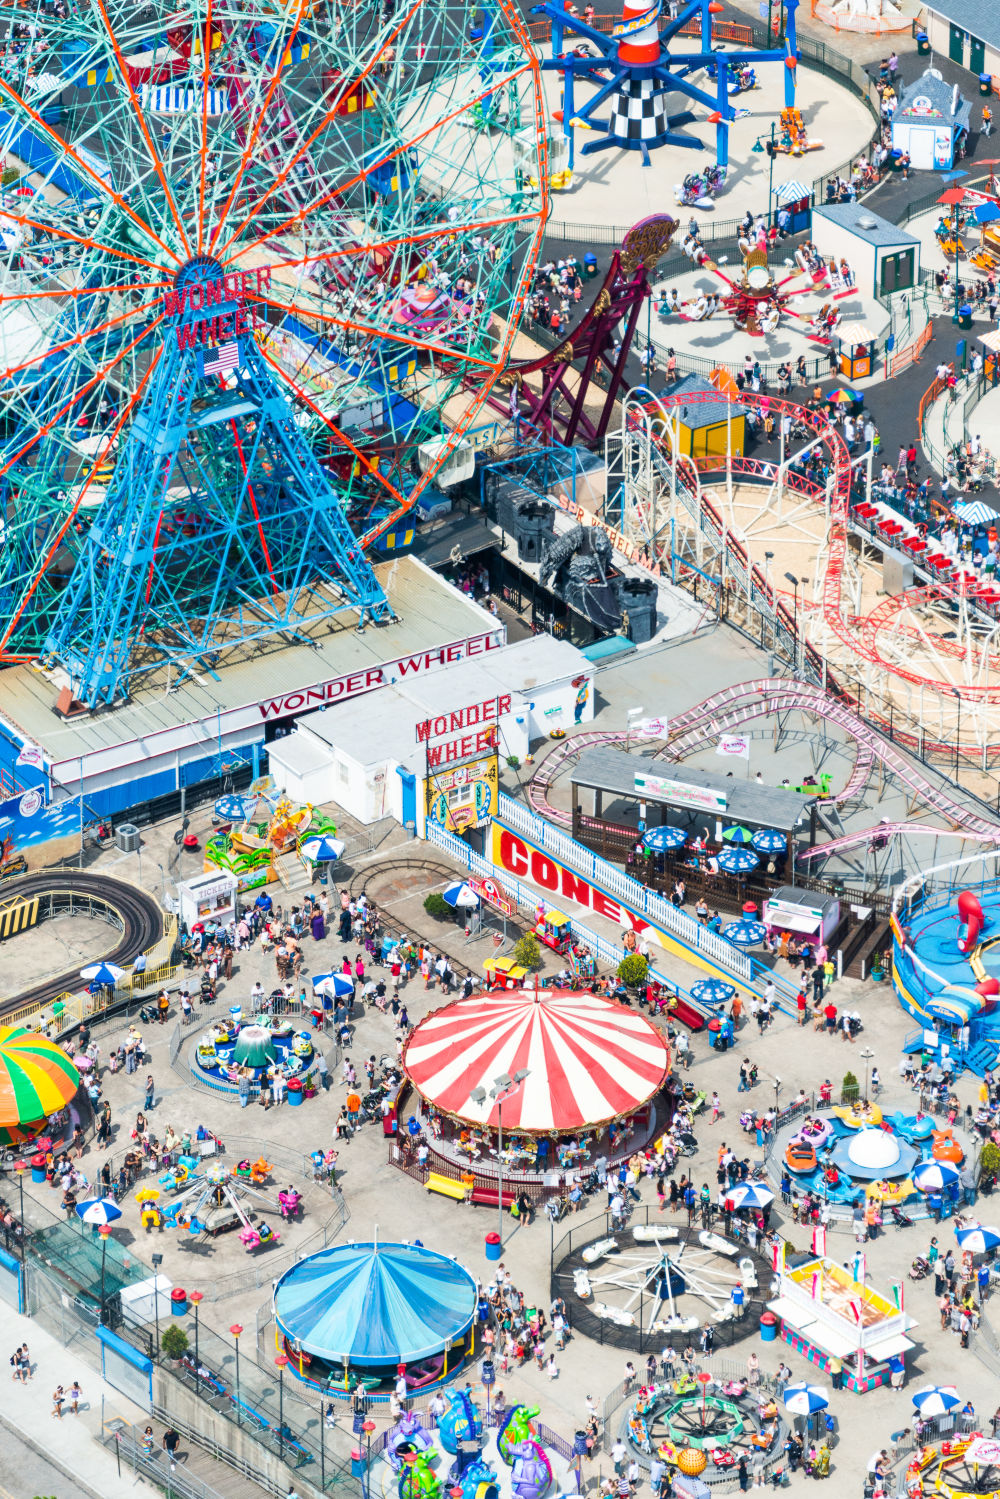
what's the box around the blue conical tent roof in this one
[272,1241,478,1365]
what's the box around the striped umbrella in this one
[752,828,787,854]
[953,499,998,525]
[80,962,126,987]
[75,1197,123,1227]
[442,881,480,909]
[312,972,355,999]
[913,1160,961,1192]
[690,979,737,1006]
[717,846,760,874]
[956,1225,1000,1255]
[783,1383,829,1415]
[643,825,688,852]
[0,1027,81,1127]
[719,1181,774,1210]
[723,920,768,946]
[722,825,754,843]
[911,1386,961,1416]
[776,179,810,203]
[300,835,346,863]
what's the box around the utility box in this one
[116,823,140,853]
[883,549,914,595]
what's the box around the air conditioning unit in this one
[116,823,140,853]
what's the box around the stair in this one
[964,1041,1000,1078]
[273,852,313,894]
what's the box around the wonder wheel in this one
[0,0,546,698]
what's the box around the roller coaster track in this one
[0,870,165,1016]
[527,678,1000,856]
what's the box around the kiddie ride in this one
[205,797,339,892]
[391,1399,553,1499]
[673,164,726,209]
[159,1159,284,1253]
[626,1379,791,1481]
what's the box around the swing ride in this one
[160,1159,283,1252]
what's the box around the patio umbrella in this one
[643,825,688,852]
[717,846,760,874]
[971,202,1000,224]
[441,881,480,909]
[719,1181,774,1210]
[80,962,125,987]
[956,1225,1000,1255]
[690,979,737,1005]
[953,499,998,525]
[214,793,259,821]
[722,825,754,843]
[0,1028,81,1127]
[312,973,355,998]
[783,1384,829,1415]
[723,919,768,946]
[913,1160,961,1192]
[911,1386,961,1416]
[826,388,854,404]
[300,835,346,863]
[752,828,787,854]
[75,1198,123,1227]
[938,187,967,204]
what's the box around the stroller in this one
[888,1204,913,1230]
[909,1253,931,1279]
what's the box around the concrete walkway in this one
[0,1300,150,1499]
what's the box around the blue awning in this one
[273,1242,478,1365]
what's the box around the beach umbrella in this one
[300,835,346,863]
[214,793,258,821]
[953,499,998,525]
[80,962,125,987]
[75,1197,123,1227]
[643,825,688,852]
[690,979,736,1006]
[956,1225,1000,1255]
[913,1160,961,1192]
[971,202,1000,224]
[717,846,760,874]
[719,1182,774,1210]
[826,388,854,404]
[911,1385,961,1416]
[441,881,480,909]
[0,1028,81,1127]
[783,1384,829,1416]
[752,828,787,854]
[722,825,754,843]
[938,187,967,204]
[723,920,767,946]
[312,972,355,998]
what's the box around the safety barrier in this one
[0,895,38,940]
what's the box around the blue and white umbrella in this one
[719,1181,774,1210]
[717,846,760,874]
[300,835,346,863]
[76,1197,123,1227]
[442,881,480,910]
[783,1383,829,1416]
[913,1160,961,1193]
[723,919,768,946]
[956,1225,1000,1255]
[775,179,810,204]
[953,498,998,525]
[690,979,737,1006]
[643,825,688,852]
[911,1385,961,1416]
[752,828,787,854]
[312,972,355,999]
[80,962,126,987]
[214,794,258,822]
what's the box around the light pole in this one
[230,1323,243,1426]
[13,1161,25,1233]
[763,551,774,606]
[951,686,962,781]
[190,1289,203,1395]
[752,123,778,221]
[151,1252,164,1358]
[860,1047,875,1103]
[275,1354,287,1460]
[98,1223,111,1326]
[470,1068,530,1246]
[784,572,800,672]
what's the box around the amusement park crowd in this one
[527,256,586,338]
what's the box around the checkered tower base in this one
[608,76,671,148]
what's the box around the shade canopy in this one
[233,1025,277,1068]
[723,920,767,946]
[214,794,260,822]
[690,979,736,1005]
[442,882,480,909]
[911,1385,961,1415]
[0,1026,80,1125]
[956,1225,1000,1254]
[272,1241,477,1365]
[312,972,355,999]
[721,1182,774,1210]
[80,962,125,987]
[76,1197,122,1226]
[752,829,787,854]
[643,825,688,852]
[784,1384,829,1415]
[913,1160,961,1192]
[402,989,670,1133]
[300,836,345,863]
[717,846,760,873]
[953,499,998,525]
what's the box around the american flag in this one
[200,341,241,376]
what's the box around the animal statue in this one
[497,1406,541,1465]
[438,1390,482,1456]
[457,1458,500,1499]
[385,1412,435,1472]
[398,1453,442,1499]
[509,1440,553,1499]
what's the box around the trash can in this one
[584,252,598,278]
[917,30,930,54]
[351,1449,365,1478]
[286,1077,303,1108]
[171,1288,188,1316]
[760,1310,778,1343]
[981,73,993,96]
[959,303,973,330]
[485,1231,502,1261]
[30,1153,46,1185]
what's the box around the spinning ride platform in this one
[622,1378,787,1483]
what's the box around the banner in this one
[639,716,670,738]
[717,735,750,759]
[811,1226,826,1258]
[15,741,45,769]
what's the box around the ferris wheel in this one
[0,0,546,700]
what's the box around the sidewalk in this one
[0,1300,150,1499]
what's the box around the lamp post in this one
[752,123,778,220]
[950,686,963,780]
[230,1324,243,1426]
[860,1047,875,1103]
[97,1223,112,1326]
[275,1354,287,1460]
[151,1252,164,1358]
[784,572,800,672]
[190,1290,203,1395]
[470,1068,530,1247]
[13,1161,25,1234]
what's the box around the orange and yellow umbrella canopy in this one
[0,1026,81,1128]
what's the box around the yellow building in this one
[424,749,499,835]
[663,374,745,460]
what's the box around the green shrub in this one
[513,932,541,971]
[841,1071,859,1105]
[423,892,451,920]
[617,953,649,991]
[981,1142,1000,1181]
[161,1325,189,1360]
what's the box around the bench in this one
[426,1172,469,1202]
[470,1186,516,1208]
[672,998,705,1031]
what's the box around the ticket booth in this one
[774,179,811,234]
[838,323,875,381]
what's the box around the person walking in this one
[163,1427,181,1470]
[272,1072,286,1108]
[68,1380,82,1414]
[52,1385,65,1419]
[144,1075,155,1111]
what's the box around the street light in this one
[860,1047,875,1103]
[13,1161,25,1231]
[275,1354,287,1460]
[784,572,800,672]
[230,1324,244,1426]
[752,122,778,220]
[950,685,963,780]
[98,1223,112,1326]
[470,1068,530,1246]
[189,1289,203,1395]
[151,1252,164,1358]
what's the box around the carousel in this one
[399,989,672,1180]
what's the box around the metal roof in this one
[571,746,816,832]
[812,202,920,249]
[922,3,997,45]
[659,374,742,429]
[0,557,497,759]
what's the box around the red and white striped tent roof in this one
[402,990,670,1134]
